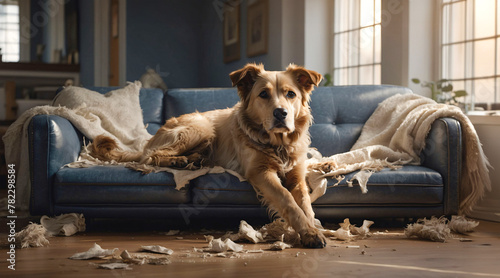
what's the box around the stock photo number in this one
[7,164,17,270]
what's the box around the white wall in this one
[381,0,437,96]
[281,0,305,68]
[407,0,437,97]
[304,0,331,76]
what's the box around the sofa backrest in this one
[165,88,239,116]
[164,85,412,157]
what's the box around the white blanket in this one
[308,94,491,215]
[2,82,152,210]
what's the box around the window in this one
[333,0,381,85]
[441,0,499,110]
[0,0,19,62]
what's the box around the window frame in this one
[0,0,20,62]
[439,0,500,110]
[332,0,382,86]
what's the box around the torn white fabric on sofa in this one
[307,93,491,215]
[2,82,151,210]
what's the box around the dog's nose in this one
[273,108,288,121]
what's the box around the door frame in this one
[94,0,127,86]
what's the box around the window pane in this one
[360,0,374,27]
[450,43,465,79]
[442,4,450,45]
[349,0,360,30]
[442,45,450,78]
[466,0,474,41]
[497,78,500,104]
[465,80,473,107]
[334,0,348,32]
[465,42,474,78]
[6,32,18,43]
[498,0,500,35]
[334,33,348,68]
[4,42,18,53]
[359,65,373,84]
[360,27,374,65]
[349,67,358,84]
[498,38,500,77]
[374,64,381,84]
[5,4,18,14]
[475,78,495,103]
[334,69,348,86]
[474,0,495,39]
[474,39,495,77]
[451,1,465,43]
[375,0,381,24]
[348,30,359,66]
[374,25,381,63]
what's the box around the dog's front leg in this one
[285,163,316,226]
[248,169,327,248]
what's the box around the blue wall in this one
[126,0,202,89]
[78,0,94,87]
[78,0,276,88]
[197,0,273,87]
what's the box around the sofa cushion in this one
[190,173,260,205]
[313,165,443,205]
[53,166,189,204]
[310,123,364,157]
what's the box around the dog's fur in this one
[91,63,327,248]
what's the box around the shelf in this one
[0,62,80,72]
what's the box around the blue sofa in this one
[28,85,461,222]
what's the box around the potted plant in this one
[411,78,467,105]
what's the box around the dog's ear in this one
[286,64,323,92]
[230,63,264,99]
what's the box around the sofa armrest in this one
[28,115,83,215]
[421,117,462,216]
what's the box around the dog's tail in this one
[90,135,143,162]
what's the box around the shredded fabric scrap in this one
[69,243,118,260]
[205,236,244,253]
[140,245,174,255]
[404,215,479,242]
[15,213,85,248]
[448,215,479,234]
[15,223,50,248]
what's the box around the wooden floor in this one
[1,218,500,278]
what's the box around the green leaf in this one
[442,84,453,92]
[411,78,420,84]
[454,90,467,97]
[437,79,449,85]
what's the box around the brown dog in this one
[92,63,326,248]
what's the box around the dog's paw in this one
[316,161,338,173]
[156,156,189,168]
[186,153,203,167]
[301,229,327,248]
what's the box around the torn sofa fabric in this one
[2,81,152,211]
[307,93,491,215]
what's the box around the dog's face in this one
[230,63,322,134]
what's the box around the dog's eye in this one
[286,91,296,98]
[259,91,269,98]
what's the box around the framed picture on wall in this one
[247,0,268,57]
[223,1,241,63]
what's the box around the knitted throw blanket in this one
[307,94,491,215]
